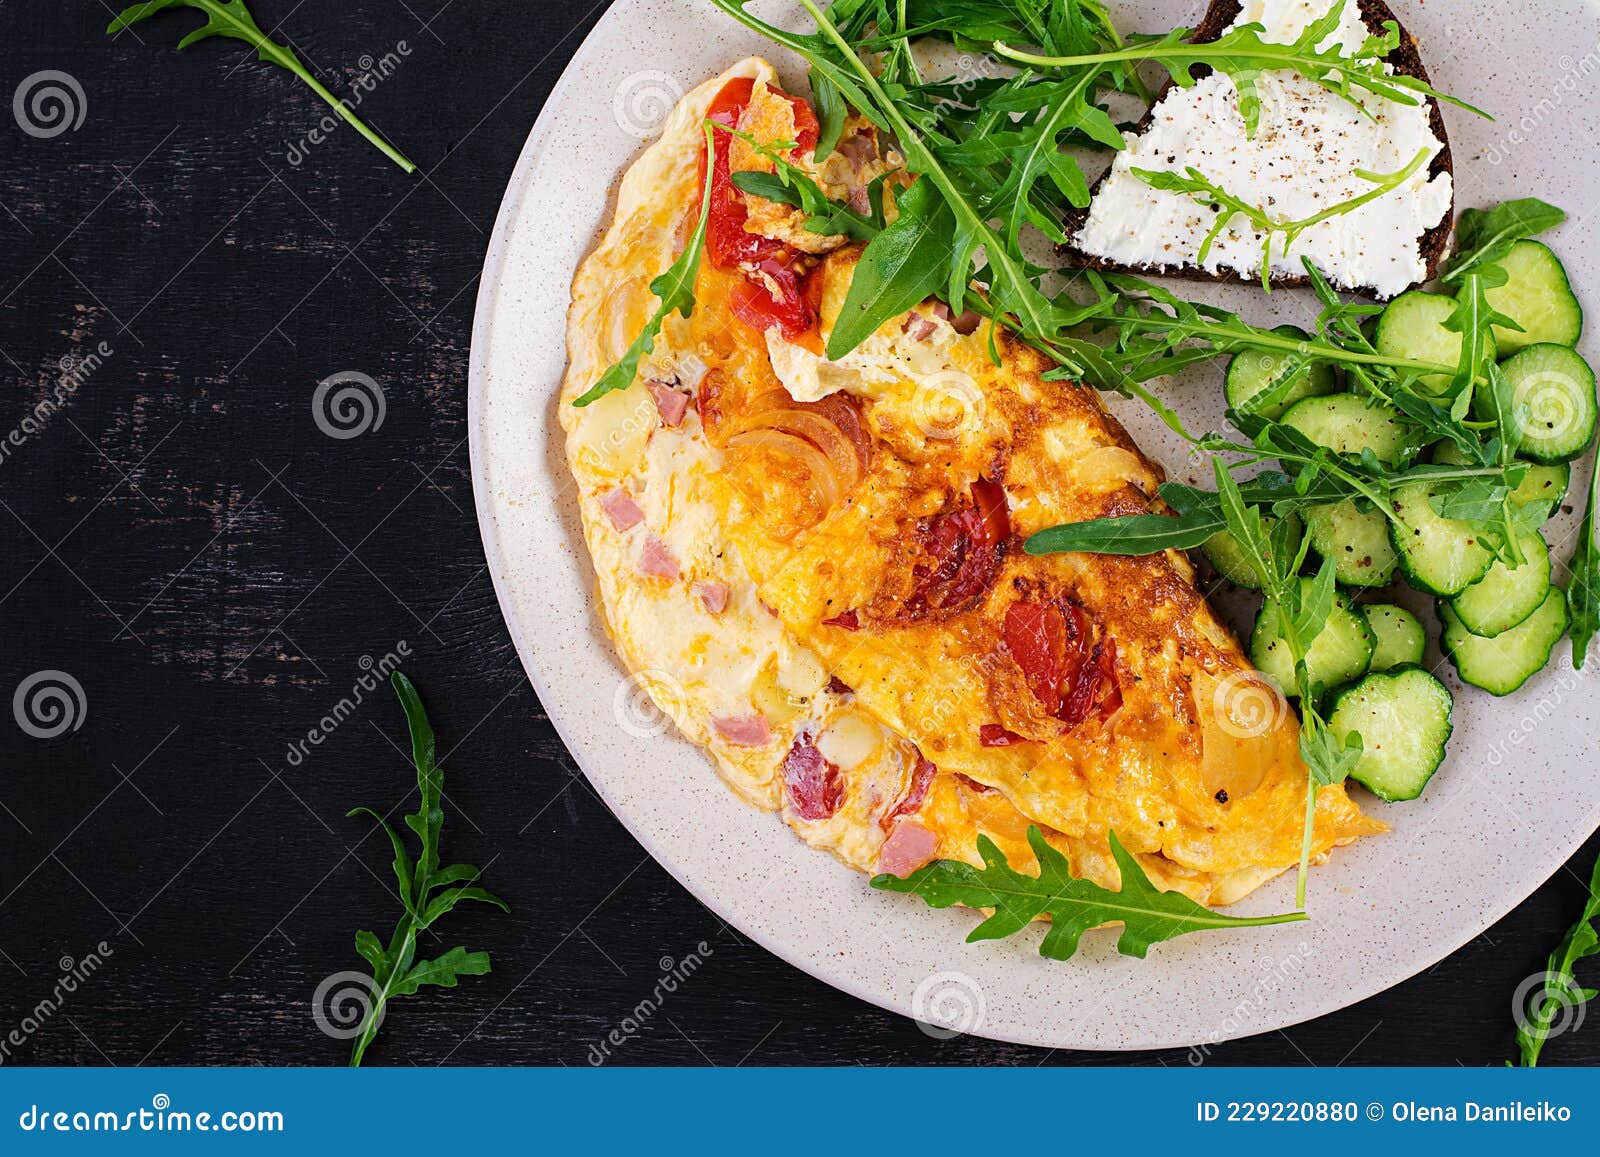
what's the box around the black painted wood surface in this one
[0,0,1595,1067]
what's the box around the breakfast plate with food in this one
[470,0,1600,1048]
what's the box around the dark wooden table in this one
[0,0,1594,1067]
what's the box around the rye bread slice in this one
[1060,0,1455,297]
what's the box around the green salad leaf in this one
[873,827,1306,960]
[574,126,716,407]
[1515,851,1600,1066]
[107,0,415,172]
[1569,464,1600,669]
[993,0,1488,138]
[828,178,954,356]
[1442,197,1567,284]
[344,673,508,1067]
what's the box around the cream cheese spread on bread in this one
[1073,0,1452,298]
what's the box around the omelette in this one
[560,59,1383,911]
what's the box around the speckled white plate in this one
[470,0,1600,1050]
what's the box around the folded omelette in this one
[560,59,1383,909]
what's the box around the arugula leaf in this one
[574,126,716,407]
[1515,850,1600,1066]
[1132,148,1431,291]
[715,0,1078,360]
[725,126,890,243]
[827,178,955,357]
[1024,510,1222,555]
[1568,463,1600,668]
[344,672,508,1067]
[873,827,1305,960]
[107,0,415,172]
[994,0,1487,137]
[1442,197,1566,284]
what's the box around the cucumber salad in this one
[1194,215,1594,803]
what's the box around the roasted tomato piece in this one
[978,724,1029,747]
[902,480,1011,617]
[1061,639,1121,727]
[779,90,821,154]
[704,78,784,269]
[1003,598,1121,727]
[781,732,844,821]
[703,77,821,271]
[729,259,816,340]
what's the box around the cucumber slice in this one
[1329,667,1453,802]
[1485,240,1583,356]
[1365,604,1426,671]
[1303,500,1399,587]
[1389,481,1495,597]
[1200,514,1301,590]
[1249,580,1375,698]
[1512,461,1573,522]
[1447,529,1552,637]
[1225,325,1339,420]
[1477,344,1598,464]
[1375,290,1495,394]
[1281,393,1413,467]
[1432,441,1570,523]
[1441,586,1569,696]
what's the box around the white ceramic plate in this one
[470,0,1600,1049]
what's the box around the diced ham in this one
[781,731,845,821]
[951,310,983,336]
[837,130,878,169]
[902,314,938,341]
[637,534,679,580]
[848,185,871,214]
[882,753,935,828]
[693,579,730,614]
[928,300,952,322]
[822,609,859,630]
[877,820,939,878]
[600,488,644,532]
[713,713,771,747]
[646,380,690,427]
